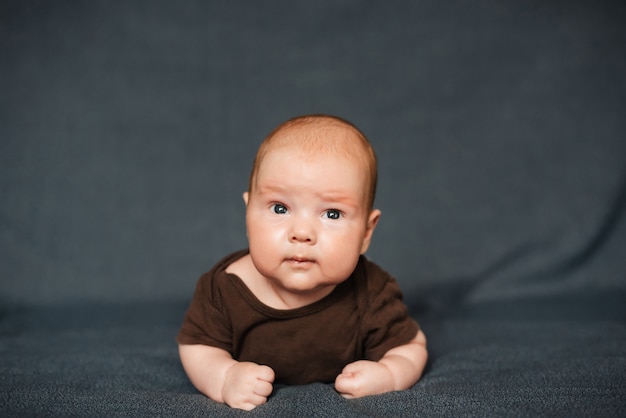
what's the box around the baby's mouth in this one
[286,256,314,264]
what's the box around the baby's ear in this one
[243,192,249,206]
[360,209,381,254]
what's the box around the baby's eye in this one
[324,209,342,220]
[272,204,288,214]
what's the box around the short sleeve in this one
[360,265,419,361]
[176,270,233,352]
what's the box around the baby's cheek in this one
[322,251,360,282]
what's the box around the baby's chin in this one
[265,273,341,298]
[271,275,334,294]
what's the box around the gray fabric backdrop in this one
[1,1,625,308]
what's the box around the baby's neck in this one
[262,280,336,310]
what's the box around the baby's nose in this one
[289,219,316,244]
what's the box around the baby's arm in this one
[178,344,274,410]
[335,329,427,399]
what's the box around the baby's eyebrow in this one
[256,184,288,195]
[256,182,364,208]
[318,191,361,207]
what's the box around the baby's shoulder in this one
[356,256,396,297]
[195,249,250,295]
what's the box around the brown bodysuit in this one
[177,249,419,385]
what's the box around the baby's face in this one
[245,146,379,300]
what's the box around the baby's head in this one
[243,115,381,301]
[248,114,378,212]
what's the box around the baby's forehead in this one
[256,146,370,206]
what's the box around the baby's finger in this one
[233,390,270,411]
[237,396,267,412]
[340,360,367,375]
[254,379,274,397]
[335,373,358,397]
[257,364,275,383]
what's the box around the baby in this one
[177,114,427,410]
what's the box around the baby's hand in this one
[222,361,275,410]
[334,360,395,399]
